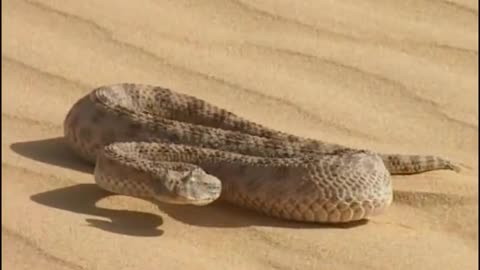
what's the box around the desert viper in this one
[63,83,460,223]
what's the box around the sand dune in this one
[2,0,478,269]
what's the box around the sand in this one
[2,0,478,269]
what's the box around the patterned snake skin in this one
[63,83,460,223]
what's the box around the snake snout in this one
[184,171,222,206]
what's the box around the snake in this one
[63,83,460,223]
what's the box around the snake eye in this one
[182,171,196,183]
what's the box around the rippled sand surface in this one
[3,1,478,269]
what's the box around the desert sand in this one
[2,0,478,269]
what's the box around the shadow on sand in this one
[10,137,93,174]
[30,184,165,237]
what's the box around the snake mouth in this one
[184,192,222,206]
[153,194,219,206]
[188,199,217,206]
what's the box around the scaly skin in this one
[63,83,459,223]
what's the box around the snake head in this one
[152,168,222,206]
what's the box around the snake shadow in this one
[10,137,93,174]
[30,184,165,237]
[16,137,368,231]
[14,138,164,236]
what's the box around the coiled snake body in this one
[63,83,459,223]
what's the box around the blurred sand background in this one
[2,0,478,269]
